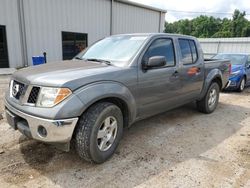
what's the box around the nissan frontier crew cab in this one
[5,33,231,163]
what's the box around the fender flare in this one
[74,81,137,124]
[199,69,223,100]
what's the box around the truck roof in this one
[112,33,197,40]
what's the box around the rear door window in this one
[189,40,198,62]
[179,39,198,65]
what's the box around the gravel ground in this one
[0,75,10,114]
[0,76,249,188]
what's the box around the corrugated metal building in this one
[0,0,166,68]
[199,37,250,58]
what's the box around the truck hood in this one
[12,60,123,90]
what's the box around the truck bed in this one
[204,58,231,89]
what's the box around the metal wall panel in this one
[22,0,111,65]
[199,37,250,58]
[113,1,160,34]
[1,0,165,67]
[160,12,166,32]
[0,0,23,68]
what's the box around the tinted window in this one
[144,38,175,67]
[189,40,198,62]
[179,39,192,64]
[179,39,198,64]
[62,32,87,60]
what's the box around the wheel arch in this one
[243,74,247,80]
[199,69,223,100]
[84,97,130,128]
[211,76,222,90]
[74,82,137,128]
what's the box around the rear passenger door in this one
[177,39,204,100]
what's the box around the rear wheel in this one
[237,77,245,92]
[74,102,123,163]
[197,82,220,114]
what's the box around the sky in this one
[130,0,250,23]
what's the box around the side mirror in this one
[143,56,166,70]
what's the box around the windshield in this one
[213,54,246,65]
[75,35,148,66]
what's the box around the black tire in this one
[237,77,245,92]
[197,82,220,114]
[74,102,123,163]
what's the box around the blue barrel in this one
[32,56,45,66]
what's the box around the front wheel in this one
[74,102,123,163]
[197,82,220,114]
[237,77,245,92]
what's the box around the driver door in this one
[137,37,182,119]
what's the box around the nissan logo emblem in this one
[12,84,20,97]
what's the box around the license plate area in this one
[5,109,18,130]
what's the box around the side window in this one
[144,38,175,67]
[179,39,198,65]
[179,39,192,64]
[189,40,198,62]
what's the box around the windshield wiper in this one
[86,58,111,65]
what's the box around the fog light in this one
[38,126,47,137]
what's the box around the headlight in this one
[36,87,72,107]
[230,70,241,76]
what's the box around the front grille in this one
[27,87,40,104]
[12,80,25,100]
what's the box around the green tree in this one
[242,24,250,37]
[164,22,177,33]
[164,9,250,38]
[212,31,232,38]
[191,16,221,37]
[176,19,193,35]
[231,9,248,37]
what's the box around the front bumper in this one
[5,99,78,144]
[226,80,237,88]
[225,75,242,90]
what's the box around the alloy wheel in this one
[97,116,118,151]
[208,88,217,109]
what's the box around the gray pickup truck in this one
[5,33,230,163]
